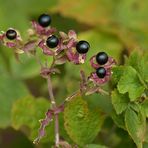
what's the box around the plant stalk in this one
[47,75,59,147]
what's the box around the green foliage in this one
[117,66,145,101]
[111,89,129,114]
[125,107,146,148]
[111,111,125,130]
[86,144,108,148]
[127,51,148,83]
[64,96,105,146]
[11,96,70,144]
[142,100,148,118]
[11,96,54,142]
[112,66,124,85]
[111,51,148,147]
[0,75,29,128]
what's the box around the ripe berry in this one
[76,40,90,54]
[96,52,108,65]
[96,67,106,78]
[46,35,59,48]
[38,14,51,27]
[6,29,17,40]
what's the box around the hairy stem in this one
[47,75,59,147]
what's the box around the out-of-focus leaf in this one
[117,66,145,101]
[0,54,8,75]
[115,0,148,30]
[10,47,54,79]
[51,0,115,26]
[0,0,58,32]
[125,107,146,148]
[11,96,53,142]
[64,96,105,146]
[51,0,148,51]
[0,75,29,128]
[10,54,40,79]
[111,89,129,115]
[86,144,108,148]
[52,0,148,31]
[11,96,69,143]
[79,30,122,61]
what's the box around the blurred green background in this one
[0,0,148,147]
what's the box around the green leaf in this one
[64,96,105,146]
[11,96,53,142]
[125,107,146,148]
[111,110,126,130]
[126,51,140,71]
[111,89,129,114]
[127,51,148,83]
[142,100,148,118]
[112,66,124,84]
[0,75,29,128]
[86,144,108,148]
[140,53,148,83]
[117,66,145,101]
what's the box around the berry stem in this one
[47,75,59,147]
[47,76,56,107]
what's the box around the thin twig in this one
[99,88,110,96]
[64,90,80,103]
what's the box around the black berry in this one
[6,29,17,40]
[38,14,51,27]
[96,52,108,65]
[96,67,106,78]
[76,40,90,54]
[46,35,59,48]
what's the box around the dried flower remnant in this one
[29,20,56,39]
[38,30,90,65]
[0,29,24,54]
[65,31,90,64]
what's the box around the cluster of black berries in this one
[96,52,108,78]
[6,14,90,55]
